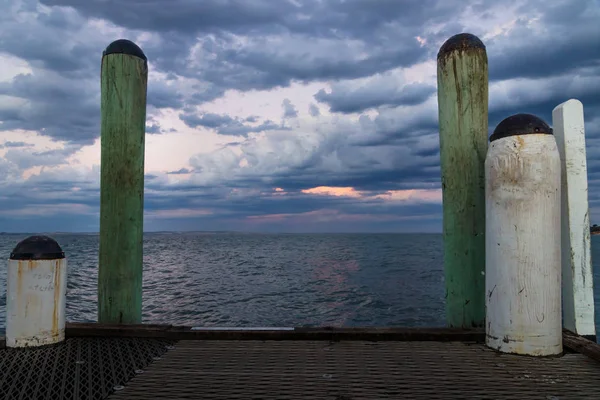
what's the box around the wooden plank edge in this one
[3,327,597,353]
[563,329,600,363]
[65,322,175,338]
[63,323,485,342]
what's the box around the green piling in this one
[436,33,488,328]
[98,39,148,324]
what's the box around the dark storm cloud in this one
[0,0,594,148]
[0,141,34,149]
[0,6,99,79]
[0,71,99,145]
[141,179,441,221]
[282,99,298,119]
[308,103,320,117]
[488,0,600,82]
[0,0,599,232]
[40,0,463,41]
[489,73,600,131]
[41,0,431,93]
[0,5,182,145]
[180,112,282,136]
[185,118,443,195]
[315,82,436,114]
[181,113,231,129]
[188,37,425,94]
[267,166,441,193]
[147,81,185,109]
[138,187,443,233]
[145,123,162,134]
[168,168,192,175]
[0,160,443,232]
[40,0,298,35]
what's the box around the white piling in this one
[485,114,563,356]
[552,99,596,341]
[6,235,67,348]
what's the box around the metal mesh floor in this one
[0,337,174,400]
[110,340,600,400]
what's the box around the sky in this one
[0,0,598,233]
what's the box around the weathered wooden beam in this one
[437,33,488,328]
[98,39,148,324]
[553,99,596,341]
[64,322,485,342]
[563,330,600,362]
[65,322,173,338]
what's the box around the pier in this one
[1,325,600,399]
[2,33,600,399]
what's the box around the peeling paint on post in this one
[485,114,562,356]
[437,33,488,328]
[553,99,596,341]
[6,235,67,348]
[98,39,147,324]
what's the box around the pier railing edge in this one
[562,329,600,363]
[2,325,600,364]
[62,322,485,342]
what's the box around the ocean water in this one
[0,232,599,334]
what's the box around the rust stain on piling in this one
[16,260,23,289]
[437,33,486,68]
[52,259,60,336]
[16,261,26,314]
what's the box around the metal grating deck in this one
[1,336,600,399]
[109,340,600,399]
[0,337,174,400]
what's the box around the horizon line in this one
[0,230,443,235]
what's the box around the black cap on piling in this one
[10,235,65,260]
[490,113,553,142]
[103,39,147,61]
[437,33,486,60]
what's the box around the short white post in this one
[485,114,563,356]
[553,99,596,341]
[6,235,67,348]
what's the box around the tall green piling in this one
[98,39,148,324]
[437,33,488,328]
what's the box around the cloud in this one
[41,0,434,96]
[145,122,162,134]
[167,168,192,175]
[0,141,34,149]
[0,70,100,144]
[183,110,441,194]
[41,0,298,34]
[315,78,436,114]
[282,98,298,119]
[488,71,600,131]
[3,145,79,169]
[180,111,283,136]
[0,0,597,233]
[487,1,600,81]
[147,79,185,109]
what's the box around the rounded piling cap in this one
[490,113,553,142]
[10,235,65,260]
[103,39,147,61]
[438,33,485,59]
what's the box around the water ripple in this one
[0,233,599,332]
